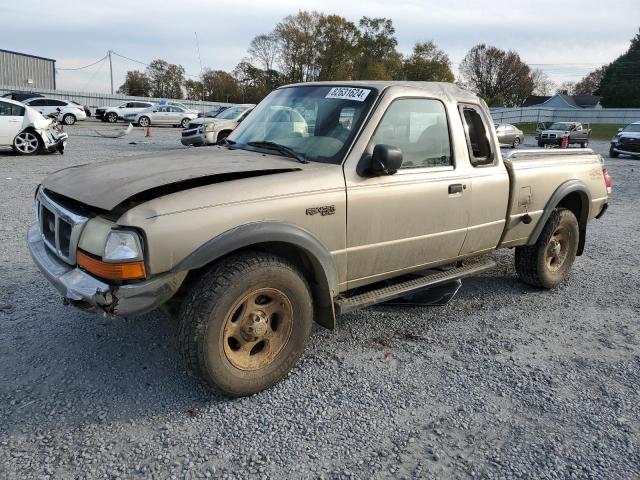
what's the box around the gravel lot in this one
[0,122,638,479]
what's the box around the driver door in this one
[344,97,471,288]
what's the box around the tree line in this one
[117,13,640,108]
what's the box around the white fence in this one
[490,107,640,125]
[0,84,233,111]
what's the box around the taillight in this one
[78,106,85,111]
[602,167,612,194]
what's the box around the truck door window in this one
[371,98,452,169]
[460,106,494,166]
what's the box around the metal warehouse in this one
[0,49,56,90]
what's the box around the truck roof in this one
[282,81,480,103]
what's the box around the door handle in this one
[448,183,464,194]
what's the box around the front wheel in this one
[512,137,521,148]
[609,147,619,158]
[13,131,41,155]
[180,118,190,128]
[106,112,118,123]
[515,208,579,289]
[178,252,313,396]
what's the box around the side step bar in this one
[334,259,495,314]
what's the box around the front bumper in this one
[611,144,640,157]
[181,130,218,146]
[27,224,186,316]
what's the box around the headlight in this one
[104,230,143,261]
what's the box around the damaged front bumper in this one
[27,224,186,316]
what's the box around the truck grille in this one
[542,133,557,139]
[36,190,88,265]
[619,137,640,152]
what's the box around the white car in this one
[181,104,255,146]
[0,98,68,155]
[124,105,198,128]
[95,101,154,123]
[22,97,87,125]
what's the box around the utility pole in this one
[108,50,114,94]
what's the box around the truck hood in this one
[618,132,640,140]
[189,118,234,127]
[42,147,304,211]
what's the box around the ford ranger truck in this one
[27,82,610,396]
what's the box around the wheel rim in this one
[140,117,149,126]
[64,115,74,125]
[514,138,520,146]
[108,113,117,123]
[181,119,189,128]
[15,132,38,154]
[545,226,572,272]
[222,288,293,371]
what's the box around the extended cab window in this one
[460,105,494,166]
[371,98,452,169]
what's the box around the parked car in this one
[537,122,591,148]
[181,104,256,146]
[534,121,553,140]
[197,106,228,118]
[95,101,154,123]
[124,105,198,128]
[2,91,44,102]
[495,123,524,148]
[0,98,67,155]
[22,97,87,125]
[28,81,610,397]
[609,121,640,158]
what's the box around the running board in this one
[334,259,496,315]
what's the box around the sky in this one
[2,0,638,93]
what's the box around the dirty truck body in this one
[28,82,609,396]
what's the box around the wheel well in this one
[557,191,588,255]
[19,127,43,144]
[168,241,335,328]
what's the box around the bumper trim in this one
[28,224,186,316]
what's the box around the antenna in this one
[194,32,204,103]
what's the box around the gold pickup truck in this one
[28,82,611,396]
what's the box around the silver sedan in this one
[495,123,525,148]
[125,105,198,128]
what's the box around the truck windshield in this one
[229,85,378,164]
[549,122,574,130]
[623,124,640,133]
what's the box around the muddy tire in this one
[177,252,313,397]
[515,208,579,289]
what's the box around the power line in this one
[110,50,202,78]
[57,55,108,71]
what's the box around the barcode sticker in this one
[325,87,371,102]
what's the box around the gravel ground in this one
[0,124,638,479]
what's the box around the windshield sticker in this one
[325,87,371,102]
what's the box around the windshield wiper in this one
[246,141,308,164]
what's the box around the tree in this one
[403,41,454,82]
[315,14,360,81]
[233,61,282,103]
[599,29,640,107]
[117,70,151,96]
[184,79,204,100]
[146,59,185,99]
[574,66,607,95]
[248,33,280,72]
[556,81,576,95]
[274,11,321,82]
[531,69,556,96]
[202,69,241,103]
[459,44,534,107]
[356,17,403,80]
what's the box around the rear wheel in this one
[178,252,313,396]
[515,208,579,289]
[13,131,41,155]
[106,112,118,123]
[138,116,150,127]
[216,130,231,144]
[62,113,76,125]
[512,137,521,148]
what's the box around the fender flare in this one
[527,179,591,254]
[171,222,338,328]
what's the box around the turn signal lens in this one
[77,250,146,281]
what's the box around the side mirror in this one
[618,128,623,133]
[152,110,158,113]
[367,144,403,176]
